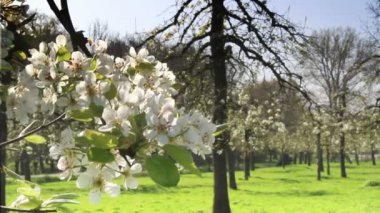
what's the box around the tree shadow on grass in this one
[240,189,336,197]
[278,178,301,184]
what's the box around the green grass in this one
[6,162,380,213]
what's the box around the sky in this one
[28,0,374,37]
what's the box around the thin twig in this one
[0,113,66,148]
[0,206,56,213]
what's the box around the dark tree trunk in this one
[307,152,312,166]
[39,156,45,173]
[326,145,331,175]
[304,152,308,164]
[269,151,273,162]
[227,147,237,190]
[339,134,347,178]
[316,131,322,181]
[320,147,324,172]
[299,152,303,164]
[210,0,230,212]
[354,149,359,165]
[371,144,376,166]
[0,102,7,213]
[244,153,251,180]
[281,149,286,169]
[21,150,31,181]
[346,154,352,164]
[293,153,298,164]
[33,161,38,174]
[250,151,255,171]
[339,94,347,178]
[50,159,55,173]
[15,159,20,174]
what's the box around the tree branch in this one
[0,206,56,213]
[46,0,91,57]
[0,113,66,148]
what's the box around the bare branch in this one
[0,113,66,148]
[46,0,91,56]
[0,206,56,213]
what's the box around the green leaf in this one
[87,147,115,163]
[145,155,180,187]
[50,193,78,200]
[57,47,71,62]
[17,187,40,197]
[89,103,104,117]
[69,109,93,122]
[0,59,12,72]
[132,113,147,129]
[24,134,47,144]
[104,82,117,100]
[42,198,79,207]
[56,205,75,213]
[213,123,228,137]
[77,129,119,149]
[16,51,27,60]
[19,197,43,210]
[88,57,97,70]
[127,67,136,75]
[136,62,155,73]
[164,144,201,177]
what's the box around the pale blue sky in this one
[29,0,373,36]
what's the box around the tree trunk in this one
[33,161,38,174]
[326,145,331,175]
[293,153,298,164]
[339,132,347,178]
[320,147,324,172]
[304,152,308,164]
[39,156,45,173]
[269,151,272,162]
[371,144,376,166]
[281,149,286,169]
[244,153,251,180]
[307,152,312,166]
[299,152,303,164]
[15,160,19,174]
[316,131,322,181]
[354,148,359,165]
[50,159,55,173]
[21,150,31,181]
[250,151,255,171]
[339,94,347,178]
[0,102,7,213]
[210,0,230,212]
[227,147,237,190]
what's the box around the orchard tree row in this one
[1,0,379,213]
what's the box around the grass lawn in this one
[5,162,380,213]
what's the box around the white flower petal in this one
[102,107,116,122]
[98,124,114,132]
[130,163,142,174]
[124,176,138,189]
[138,48,149,58]
[129,47,137,57]
[104,182,120,197]
[76,173,93,189]
[89,188,102,204]
[157,134,169,146]
[56,35,67,47]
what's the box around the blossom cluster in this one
[229,90,285,153]
[7,35,216,204]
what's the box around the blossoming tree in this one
[1,34,218,212]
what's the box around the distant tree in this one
[298,27,380,177]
